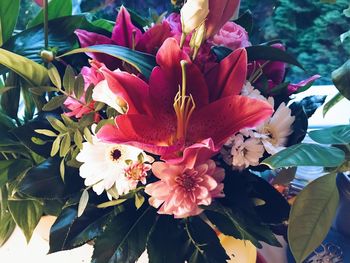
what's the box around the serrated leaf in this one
[60,133,71,157]
[51,136,61,157]
[48,64,62,89]
[60,158,65,182]
[74,74,84,99]
[262,144,345,169]
[83,127,93,144]
[74,131,83,150]
[47,117,67,133]
[309,125,350,145]
[77,190,89,218]
[63,65,75,94]
[35,129,57,137]
[8,200,43,243]
[323,92,344,117]
[42,95,67,111]
[288,173,339,263]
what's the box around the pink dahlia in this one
[145,157,225,218]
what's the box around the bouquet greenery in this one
[0,0,345,262]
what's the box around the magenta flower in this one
[96,38,273,160]
[75,6,172,69]
[145,142,225,218]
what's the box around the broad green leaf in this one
[59,45,157,79]
[77,189,89,218]
[63,65,76,95]
[0,0,20,46]
[8,199,43,243]
[0,48,48,86]
[262,144,345,169]
[212,45,304,69]
[28,0,73,28]
[332,59,350,100]
[309,125,350,145]
[42,95,67,111]
[147,216,189,263]
[91,19,115,32]
[48,64,62,89]
[288,173,339,263]
[83,127,93,144]
[17,157,83,200]
[323,92,344,117]
[92,206,157,263]
[0,210,16,247]
[0,159,32,188]
[185,217,229,263]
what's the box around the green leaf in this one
[59,133,71,157]
[92,206,157,263]
[85,84,94,104]
[63,65,76,94]
[332,59,350,100]
[83,127,93,144]
[28,0,73,28]
[17,157,83,200]
[51,136,61,157]
[97,199,127,209]
[262,144,345,169]
[74,131,83,150]
[323,92,344,117]
[134,193,145,209]
[48,64,62,89]
[35,129,57,137]
[0,0,20,46]
[272,167,297,185]
[1,72,20,119]
[21,83,36,121]
[60,158,65,182]
[0,159,32,188]
[212,45,304,69]
[0,210,16,247]
[74,74,84,99]
[185,217,229,263]
[288,173,339,263]
[42,95,67,111]
[0,48,48,86]
[77,189,89,218]
[29,86,59,95]
[47,117,67,133]
[147,216,189,263]
[91,19,115,32]
[59,45,157,79]
[8,199,43,243]
[309,125,350,145]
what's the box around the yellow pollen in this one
[173,60,196,140]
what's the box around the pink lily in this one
[75,6,172,70]
[96,38,273,161]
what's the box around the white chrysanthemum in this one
[241,81,267,102]
[92,79,127,114]
[222,133,265,170]
[76,135,144,197]
[255,98,295,155]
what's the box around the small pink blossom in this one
[63,60,104,119]
[210,22,250,50]
[125,162,152,189]
[145,156,225,218]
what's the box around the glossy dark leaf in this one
[0,159,32,188]
[92,205,157,263]
[287,101,308,146]
[309,125,350,145]
[17,157,83,200]
[297,95,327,118]
[186,217,229,263]
[147,216,189,263]
[234,10,253,34]
[1,72,20,119]
[59,45,157,79]
[0,0,20,46]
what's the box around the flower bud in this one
[180,0,209,46]
[40,50,54,63]
[189,23,206,60]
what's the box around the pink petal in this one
[206,48,247,101]
[112,6,142,49]
[188,95,273,146]
[287,75,321,95]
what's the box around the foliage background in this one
[17,0,350,84]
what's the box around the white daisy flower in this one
[222,133,265,170]
[76,134,146,198]
[241,81,267,102]
[255,98,295,155]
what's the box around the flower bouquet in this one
[0,0,336,262]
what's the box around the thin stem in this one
[1,152,9,160]
[43,0,49,50]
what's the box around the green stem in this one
[43,0,49,50]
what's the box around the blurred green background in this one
[17,0,350,84]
